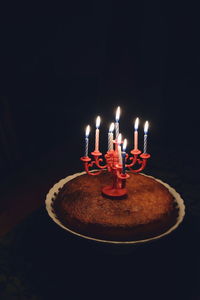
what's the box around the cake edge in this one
[45,171,185,244]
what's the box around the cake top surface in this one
[55,172,175,228]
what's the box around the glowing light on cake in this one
[85,125,90,157]
[122,138,127,174]
[143,121,149,154]
[134,117,139,150]
[115,106,120,139]
[95,116,101,152]
[108,122,115,151]
[117,133,122,164]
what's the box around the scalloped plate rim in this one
[45,172,185,245]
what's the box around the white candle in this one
[143,121,149,153]
[95,116,101,152]
[122,138,127,174]
[85,125,90,157]
[108,122,114,151]
[134,117,139,150]
[117,133,122,164]
[115,106,120,139]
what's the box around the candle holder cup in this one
[80,140,151,199]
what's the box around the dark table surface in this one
[0,201,199,300]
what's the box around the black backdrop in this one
[1,1,200,181]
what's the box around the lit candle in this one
[117,133,122,164]
[85,125,90,157]
[108,122,114,151]
[115,106,120,139]
[143,121,149,153]
[122,138,127,174]
[134,117,139,150]
[95,116,101,152]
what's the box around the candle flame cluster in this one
[134,117,139,130]
[144,121,149,134]
[84,107,149,160]
[96,116,101,128]
[115,106,120,122]
[117,133,122,144]
[123,138,127,152]
[85,125,90,137]
[109,122,115,133]
[81,107,151,198]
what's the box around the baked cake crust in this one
[53,172,179,241]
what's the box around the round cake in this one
[52,172,179,242]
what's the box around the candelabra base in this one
[102,185,127,199]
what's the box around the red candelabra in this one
[80,140,150,199]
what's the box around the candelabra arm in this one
[125,154,139,168]
[128,159,147,173]
[91,151,107,169]
[80,157,103,176]
[125,149,141,168]
[127,153,151,173]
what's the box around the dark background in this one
[1,1,199,180]
[0,2,200,299]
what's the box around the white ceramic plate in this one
[45,172,185,245]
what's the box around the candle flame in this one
[115,106,120,122]
[109,122,115,132]
[85,125,90,137]
[134,117,139,130]
[123,138,127,151]
[96,116,101,128]
[117,133,122,144]
[144,121,149,134]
